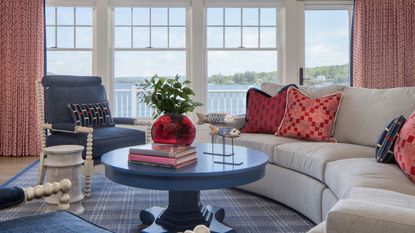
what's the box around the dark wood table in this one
[101,143,268,233]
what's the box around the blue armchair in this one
[36,75,150,196]
[0,179,112,232]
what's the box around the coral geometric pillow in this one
[375,115,406,163]
[242,84,297,134]
[394,111,415,183]
[276,87,343,142]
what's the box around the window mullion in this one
[149,8,152,48]
[167,8,170,48]
[73,7,76,48]
[130,8,134,48]
[240,8,243,48]
[222,8,225,48]
[54,7,58,48]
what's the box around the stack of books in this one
[128,143,197,169]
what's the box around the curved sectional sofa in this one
[231,83,415,233]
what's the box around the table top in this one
[101,143,268,191]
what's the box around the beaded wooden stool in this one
[44,145,85,214]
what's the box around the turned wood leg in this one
[36,80,48,185]
[84,132,93,197]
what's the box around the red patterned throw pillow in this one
[276,87,343,142]
[242,85,296,134]
[394,111,415,183]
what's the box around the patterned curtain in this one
[352,0,415,88]
[0,0,44,156]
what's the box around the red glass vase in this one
[151,113,196,145]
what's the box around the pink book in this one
[128,153,197,167]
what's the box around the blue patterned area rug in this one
[0,161,314,233]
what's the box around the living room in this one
[1,0,414,232]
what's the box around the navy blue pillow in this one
[375,115,406,163]
[68,102,114,127]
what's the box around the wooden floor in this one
[0,157,38,184]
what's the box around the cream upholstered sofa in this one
[230,83,415,233]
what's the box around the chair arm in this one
[42,123,93,135]
[113,117,136,125]
[326,199,415,233]
[113,117,153,126]
[0,179,71,211]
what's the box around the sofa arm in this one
[326,199,415,233]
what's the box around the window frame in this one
[297,1,354,86]
[44,0,354,118]
[110,3,190,117]
[45,1,97,76]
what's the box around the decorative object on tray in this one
[137,75,203,145]
[202,125,243,166]
[128,143,197,169]
[196,113,236,125]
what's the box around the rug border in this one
[0,159,39,188]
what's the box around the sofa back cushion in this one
[334,87,415,147]
[261,82,345,98]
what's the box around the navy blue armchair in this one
[36,75,150,196]
[0,179,112,232]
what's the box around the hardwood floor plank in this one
[0,157,38,184]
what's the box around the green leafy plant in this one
[137,75,203,118]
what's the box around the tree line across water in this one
[207,64,349,85]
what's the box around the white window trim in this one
[294,0,353,85]
[45,4,96,77]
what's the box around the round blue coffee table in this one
[101,143,268,233]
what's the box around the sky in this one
[46,7,350,78]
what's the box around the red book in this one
[128,153,197,168]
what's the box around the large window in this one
[303,7,352,86]
[44,0,354,119]
[206,8,279,114]
[46,7,93,75]
[113,7,187,117]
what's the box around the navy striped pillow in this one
[375,115,406,163]
[68,102,114,127]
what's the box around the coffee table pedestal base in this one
[140,191,235,233]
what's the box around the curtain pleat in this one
[352,0,415,88]
[0,0,44,156]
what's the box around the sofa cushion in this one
[232,133,302,159]
[260,82,345,98]
[348,187,415,209]
[327,199,415,233]
[334,86,415,147]
[276,87,343,142]
[47,127,145,163]
[273,143,373,181]
[0,211,112,232]
[325,158,415,199]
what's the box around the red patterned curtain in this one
[0,1,44,156]
[352,0,415,88]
